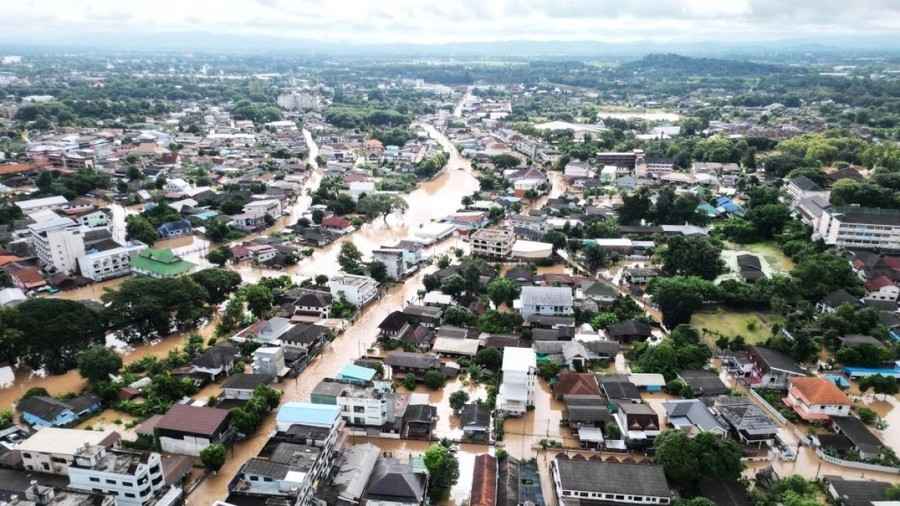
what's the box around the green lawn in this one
[691,308,782,347]
[724,241,795,273]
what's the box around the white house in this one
[515,286,574,320]
[499,347,537,416]
[349,181,376,201]
[78,240,147,281]
[68,446,172,506]
[784,377,851,422]
[18,428,119,475]
[243,199,283,218]
[328,274,379,307]
[864,275,900,303]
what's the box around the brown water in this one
[185,123,480,504]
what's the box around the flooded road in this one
[185,123,480,504]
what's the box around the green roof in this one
[131,248,195,277]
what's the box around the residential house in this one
[234,317,295,346]
[864,275,899,303]
[329,274,379,307]
[363,456,428,505]
[383,352,442,380]
[324,443,380,505]
[252,347,290,378]
[551,457,673,506]
[606,319,652,343]
[68,447,173,506]
[18,394,100,428]
[18,428,119,475]
[285,288,332,321]
[372,246,419,280]
[612,400,660,449]
[737,254,765,282]
[190,344,238,382]
[516,286,574,320]
[553,372,601,400]
[662,399,727,436]
[825,477,894,506]
[402,404,438,440]
[598,375,642,402]
[221,373,275,401]
[747,346,806,389]
[498,347,537,416]
[155,405,231,456]
[714,396,778,445]
[831,416,886,460]
[460,403,491,442]
[321,216,354,235]
[470,454,497,506]
[818,289,863,313]
[156,219,192,239]
[784,377,851,421]
[628,373,665,392]
[677,370,729,397]
[786,175,829,203]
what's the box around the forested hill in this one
[620,53,793,77]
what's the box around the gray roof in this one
[663,399,726,433]
[750,346,806,375]
[553,458,671,498]
[520,286,573,307]
[242,458,289,480]
[366,458,426,503]
[715,397,778,436]
[832,416,884,456]
[332,443,380,503]
[678,370,729,396]
[222,373,274,390]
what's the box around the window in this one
[89,477,100,483]
[123,482,133,487]
[125,493,136,498]
[106,479,117,485]
[249,476,258,481]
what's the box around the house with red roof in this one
[783,377,851,421]
[321,215,354,235]
[470,453,497,506]
[864,275,899,303]
[553,372,601,400]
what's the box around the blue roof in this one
[843,366,900,378]
[277,402,340,428]
[338,364,376,382]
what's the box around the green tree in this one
[475,347,502,371]
[660,235,724,280]
[242,284,274,320]
[76,346,123,384]
[424,369,445,390]
[648,276,717,327]
[125,215,159,245]
[582,243,608,271]
[449,390,470,412]
[368,260,388,282]
[486,278,520,307]
[402,374,417,391]
[591,312,618,329]
[12,299,106,373]
[200,443,227,471]
[746,204,791,239]
[423,443,460,501]
[190,268,242,304]
[338,242,365,275]
[207,247,233,267]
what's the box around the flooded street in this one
[186,123,480,504]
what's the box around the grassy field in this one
[691,308,782,347]
[724,241,795,273]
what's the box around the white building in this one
[515,286,574,320]
[333,382,397,428]
[163,178,192,195]
[499,347,537,416]
[815,207,900,251]
[68,446,175,506]
[276,91,322,111]
[470,227,515,258]
[372,247,418,280]
[253,347,290,378]
[243,199,283,218]
[349,181,376,201]
[328,274,379,307]
[15,195,68,214]
[18,428,119,475]
[78,241,147,281]
[30,221,85,274]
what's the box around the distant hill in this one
[619,53,791,77]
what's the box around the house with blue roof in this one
[157,219,193,238]
[276,402,341,431]
[695,202,718,219]
[714,197,745,217]
[337,364,376,385]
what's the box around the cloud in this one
[0,0,899,45]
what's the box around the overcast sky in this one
[3,0,900,45]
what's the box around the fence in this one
[815,448,900,474]
[747,387,789,425]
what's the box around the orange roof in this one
[0,163,37,175]
[470,454,497,506]
[790,377,850,405]
[0,255,23,267]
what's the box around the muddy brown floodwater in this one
[185,124,481,504]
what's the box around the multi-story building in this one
[372,246,420,280]
[470,227,515,259]
[311,380,399,430]
[78,240,147,281]
[18,428,120,475]
[783,376,852,421]
[253,346,290,378]
[328,274,379,307]
[15,195,69,214]
[815,207,900,251]
[68,446,177,506]
[498,347,536,416]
